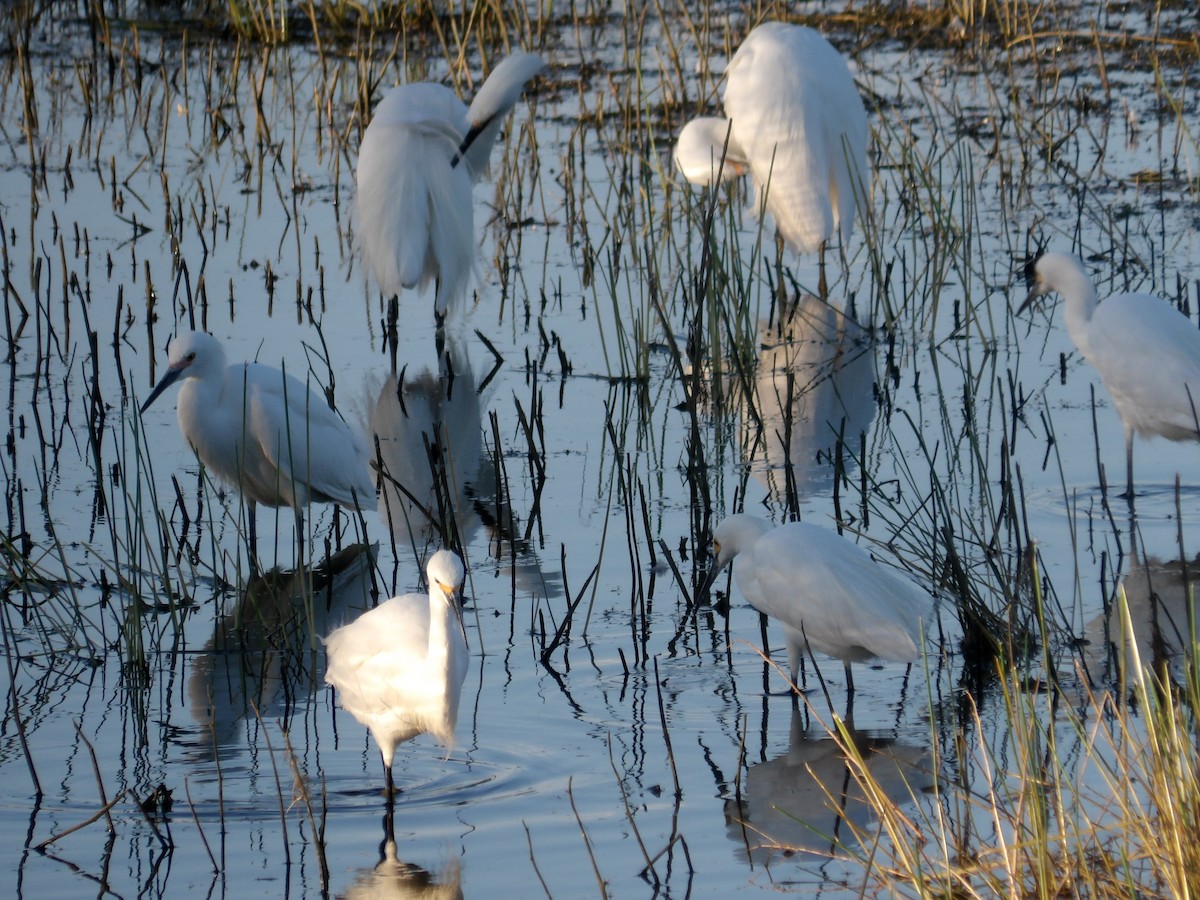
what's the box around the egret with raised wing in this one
[700,514,929,702]
[356,51,545,341]
[324,549,469,797]
[1021,251,1200,499]
[140,331,376,566]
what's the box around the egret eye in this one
[712,541,722,555]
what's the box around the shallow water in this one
[3,3,1200,896]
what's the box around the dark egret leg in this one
[1124,425,1135,504]
[248,500,260,572]
[818,241,829,299]
[386,295,399,371]
[786,642,807,694]
[843,662,856,718]
[294,506,306,571]
[384,757,396,799]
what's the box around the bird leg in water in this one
[1123,426,1135,505]
[384,760,396,799]
[386,296,399,372]
[818,241,829,299]
[248,500,260,573]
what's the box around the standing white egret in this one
[700,515,929,700]
[674,22,868,286]
[325,549,469,797]
[1021,251,1200,499]
[139,331,376,565]
[356,52,545,336]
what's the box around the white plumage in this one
[140,330,375,561]
[324,549,469,795]
[1022,251,1200,497]
[702,514,929,697]
[674,22,868,256]
[356,52,545,321]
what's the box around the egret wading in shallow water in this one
[1021,251,1200,500]
[324,549,469,797]
[140,331,376,567]
[700,515,930,704]
[356,52,545,347]
[674,22,868,294]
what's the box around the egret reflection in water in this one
[370,335,481,551]
[1083,546,1200,686]
[725,707,928,867]
[368,335,561,601]
[743,294,875,505]
[344,814,463,900]
[186,544,375,759]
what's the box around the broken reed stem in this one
[523,821,555,899]
[249,700,292,871]
[652,657,682,799]
[184,776,220,874]
[283,728,329,892]
[606,733,657,881]
[566,776,607,899]
[35,790,127,851]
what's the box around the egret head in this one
[140,331,226,413]
[426,549,466,607]
[699,514,772,602]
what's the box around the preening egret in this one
[674,22,868,285]
[356,52,545,334]
[140,331,376,565]
[1021,251,1200,499]
[700,514,929,699]
[324,549,469,796]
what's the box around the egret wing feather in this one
[1086,295,1200,441]
[748,523,925,662]
[722,23,867,253]
[241,363,375,511]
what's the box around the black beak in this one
[140,367,183,414]
[1018,252,1045,315]
[698,559,728,611]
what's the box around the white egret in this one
[324,549,469,796]
[674,23,868,284]
[1021,251,1200,498]
[139,331,376,565]
[356,52,545,333]
[700,514,929,699]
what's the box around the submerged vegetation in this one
[2,0,1199,896]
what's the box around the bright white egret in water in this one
[1022,251,1200,499]
[324,549,469,797]
[674,22,868,285]
[356,52,545,335]
[700,515,929,700]
[140,331,376,565]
